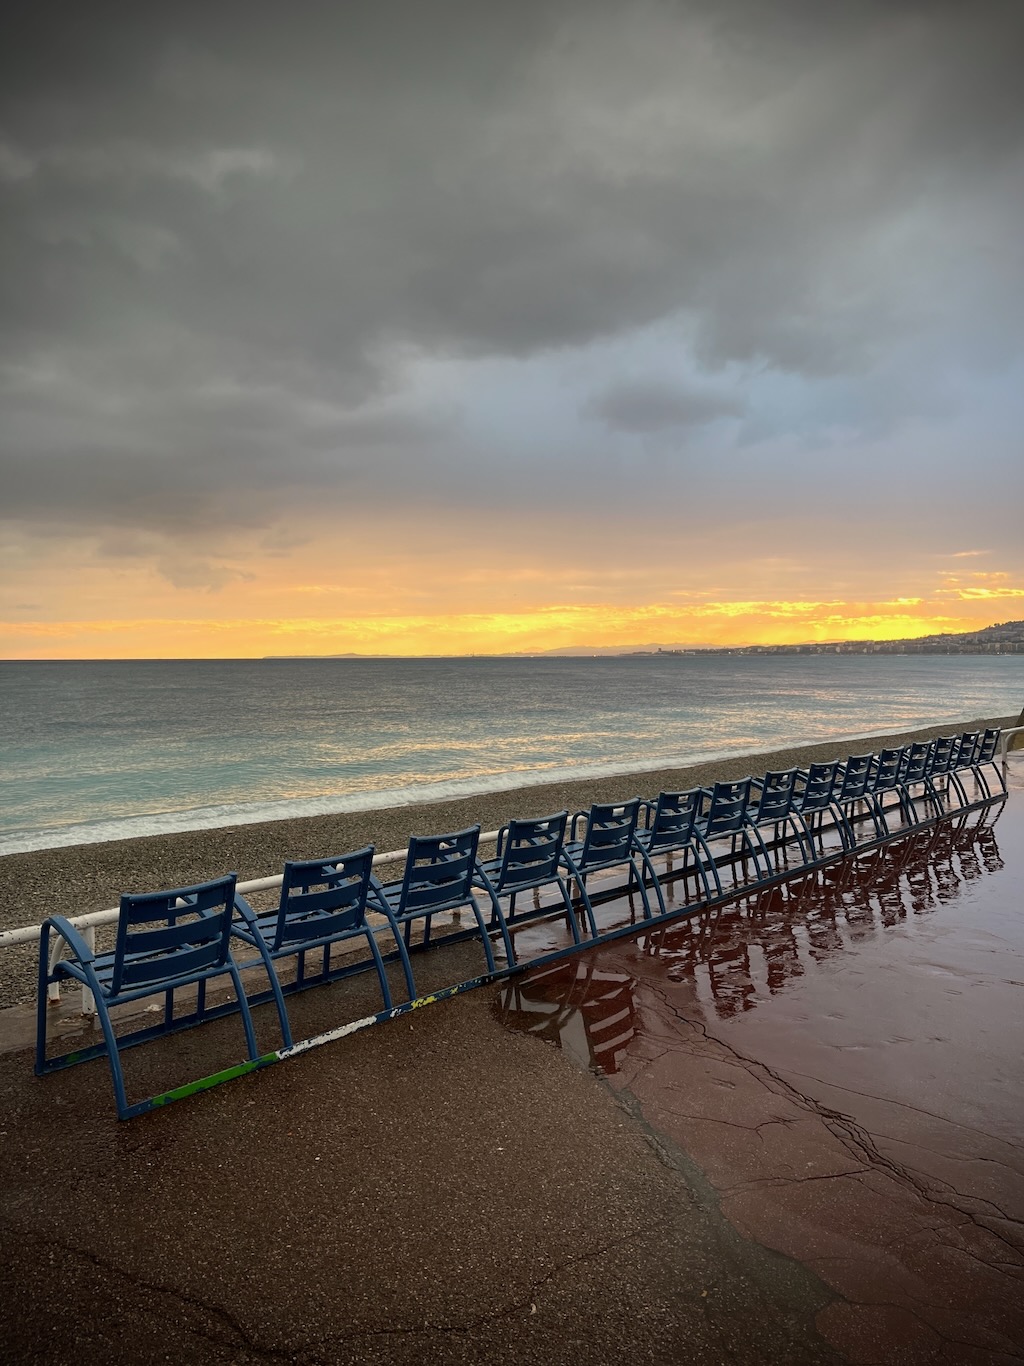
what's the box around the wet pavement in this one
[2,763,1022,1363]
[499,782,1024,1362]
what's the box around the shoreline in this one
[4,713,1010,859]
[0,714,1011,1011]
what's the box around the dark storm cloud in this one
[587,381,742,433]
[2,0,1023,538]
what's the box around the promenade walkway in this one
[2,758,1022,1364]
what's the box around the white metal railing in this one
[2,832,504,1017]
[999,726,1024,771]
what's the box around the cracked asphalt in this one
[1,942,842,1365]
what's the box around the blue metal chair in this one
[948,731,981,807]
[830,754,883,849]
[373,826,512,976]
[695,779,773,884]
[563,799,650,934]
[791,761,842,857]
[972,727,1007,799]
[633,789,721,915]
[473,812,579,961]
[897,742,940,821]
[745,768,817,870]
[923,735,958,813]
[232,846,416,1049]
[36,873,258,1121]
[867,746,915,835]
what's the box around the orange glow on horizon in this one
[3,525,1022,659]
[2,594,1019,660]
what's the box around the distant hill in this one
[643,620,1024,656]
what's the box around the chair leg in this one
[227,963,260,1061]
[238,932,293,1049]
[695,833,723,898]
[574,877,601,939]
[364,929,394,1010]
[467,901,498,974]
[478,887,516,968]
[556,877,583,943]
[635,846,667,917]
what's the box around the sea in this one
[1,655,1021,855]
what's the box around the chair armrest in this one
[232,894,259,928]
[367,874,397,912]
[472,859,500,896]
[569,810,589,840]
[43,915,96,964]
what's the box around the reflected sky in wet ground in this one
[498,763,1024,1179]
[498,763,1024,1357]
[500,794,1019,1128]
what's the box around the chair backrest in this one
[794,761,839,813]
[702,779,752,837]
[975,728,1001,764]
[952,731,980,769]
[494,812,568,893]
[644,789,701,853]
[749,769,798,824]
[925,735,956,776]
[575,800,641,872]
[112,873,238,994]
[396,826,481,914]
[900,742,932,784]
[835,754,873,801]
[272,846,375,951]
[870,747,906,793]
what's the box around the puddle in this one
[496,960,639,1075]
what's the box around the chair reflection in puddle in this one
[497,959,638,1075]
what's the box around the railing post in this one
[81,926,97,1018]
[999,726,1024,778]
[46,934,63,1005]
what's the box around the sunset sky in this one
[2,0,1023,659]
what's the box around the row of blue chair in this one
[35,728,1005,1118]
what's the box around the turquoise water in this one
[1,655,1020,854]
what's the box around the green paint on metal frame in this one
[150,1052,279,1107]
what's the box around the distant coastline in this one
[629,620,1024,657]
[263,619,1024,659]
